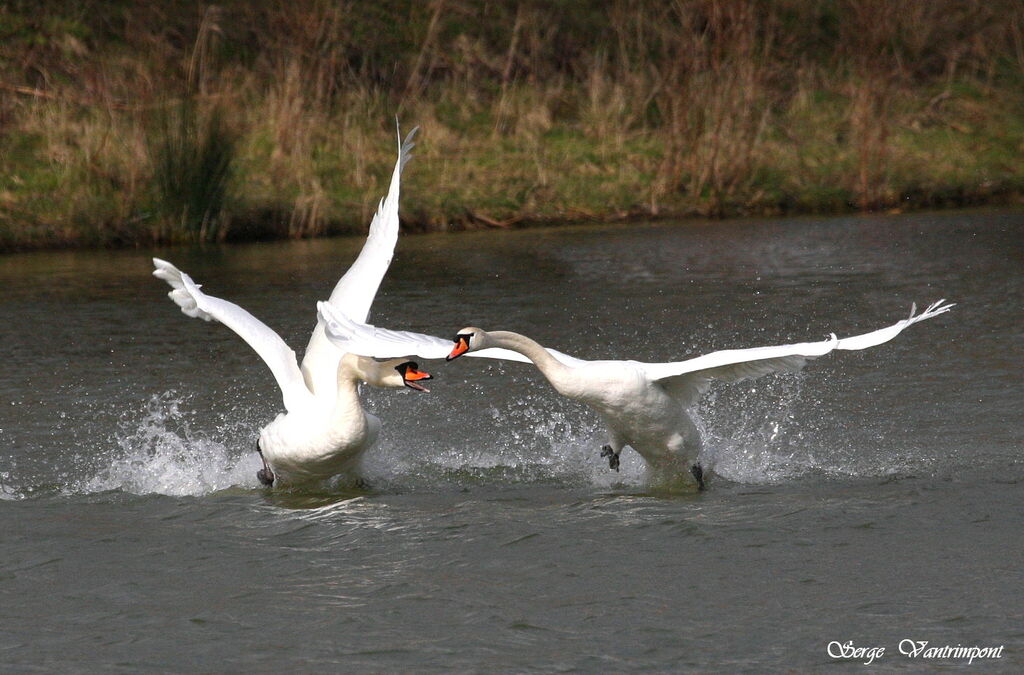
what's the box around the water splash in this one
[26,370,935,500]
[696,371,928,484]
[0,471,23,501]
[73,392,257,496]
[367,372,820,488]
[696,373,807,483]
[361,372,901,490]
[363,388,646,489]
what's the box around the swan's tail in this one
[152,258,215,322]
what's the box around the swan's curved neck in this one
[338,353,376,386]
[331,354,370,421]
[486,331,574,392]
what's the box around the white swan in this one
[152,126,433,487]
[317,300,954,489]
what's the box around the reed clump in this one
[150,102,236,243]
[0,0,1021,251]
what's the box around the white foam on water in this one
[358,372,917,490]
[41,370,933,500]
[362,388,648,489]
[697,372,926,484]
[696,374,807,484]
[0,472,23,500]
[73,392,258,497]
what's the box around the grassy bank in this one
[1,1,1022,251]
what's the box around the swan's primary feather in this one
[645,300,954,405]
[152,258,315,413]
[319,125,418,325]
[300,124,418,397]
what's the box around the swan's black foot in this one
[600,445,620,472]
[256,439,274,487]
[691,463,705,491]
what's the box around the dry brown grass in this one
[0,0,1021,250]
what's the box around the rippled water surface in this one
[2,210,1022,672]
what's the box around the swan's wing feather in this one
[317,301,520,361]
[644,301,954,407]
[300,124,418,395]
[653,352,816,406]
[832,299,954,351]
[319,303,453,359]
[321,125,418,324]
[153,258,314,412]
[316,302,581,366]
[153,257,215,321]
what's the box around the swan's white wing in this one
[643,300,954,406]
[320,125,418,324]
[301,125,418,395]
[153,258,314,412]
[316,302,586,367]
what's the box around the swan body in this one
[152,126,428,487]
[448,330,707,484]
[256,353,420,484]
[318,300,955,488]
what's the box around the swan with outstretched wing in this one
[152,126,430,487]
[317,300,954,489]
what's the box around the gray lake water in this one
[1,210,1022,672]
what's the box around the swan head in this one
[447,328,485,361]
[347,355,433,392]
[394,360,433,392]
